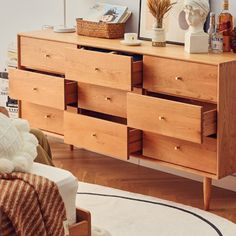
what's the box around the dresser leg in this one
[70,145,74,151]
[203,177,212,211]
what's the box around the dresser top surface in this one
[19,30,236,65]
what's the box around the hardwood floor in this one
[50,138,236,223]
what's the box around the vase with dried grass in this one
[147,0,176,47]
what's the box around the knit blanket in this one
[0,172,67,236]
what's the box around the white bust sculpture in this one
[184,0,210,53]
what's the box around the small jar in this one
[230,27,236,53]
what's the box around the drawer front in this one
[64,112,128,160]
[9,69,65,109]
[78,83,127,118]
[21,102,63,135]
[143,132,217,174]
[143,56,217,102]
[66,49,142,91]
[127,93,216,143]
[20,36,76,74]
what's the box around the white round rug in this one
[76,181,236,236]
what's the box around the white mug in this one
[124,33,138,43]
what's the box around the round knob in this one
[91,133,97,137]
[32,87,38,91]
[105,96,111,101]
[175,76,182,81]
[45,54,51,58]
[158,116,165,121]
[94,67,100,71]
[44,114,51,119]
[174,146,180,151]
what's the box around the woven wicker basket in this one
[76,18,125,39]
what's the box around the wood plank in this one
[69,208,91,236]
[218,61,236,178]
[21,102,64,135]
[143,132,217,174]
[78,83,127,118]
[9,68,65,109]
[20,36,76,74]
[64,112,129,160]
[65,81,78,105]
[203,109,217,136]
[127,93,203,143]
[203,177,212,210]
[18,30,236,65]
[66,48,135,91]
[143,56,218,103]
[132,61,143,86]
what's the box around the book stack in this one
[0,72,18,118]
[0,42,19,118]
[7,42,17,68]
[84,3,131,24]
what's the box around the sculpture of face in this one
[184,5,204,27]
[184,0,209,33]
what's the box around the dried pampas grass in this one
[147,0,176,28]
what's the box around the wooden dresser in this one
[9,30,236,210]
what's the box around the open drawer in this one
[64,111,141,160]
[78,83,127,118]
[9,68,77,110]
[65,48,142,91]
[127,93,217,144]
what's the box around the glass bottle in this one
[212,24,223,54]
[208,12,216,52]
[218,0,233,52]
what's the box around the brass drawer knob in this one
[32,87,38,91]
[45,54,51,58]
[91,133,97,137]
[158,116,165,121]
[105,96,111,101]
[174,146,181,151]
[175,76,182,81]
[94,67,100,71]
[44,114,51,119]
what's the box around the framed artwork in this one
[138,0,210,45]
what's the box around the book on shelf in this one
[84,3,129,24]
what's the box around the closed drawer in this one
[127,93,217,144]
[66,49,142,91]
[143,56,218,103]
[21,102,64,135]
[143,132,217,174]
[20,36,76,74]
[78,83,127,118]
[9,69,77,109]
[64,112,141,160]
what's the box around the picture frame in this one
[138,0,210,45]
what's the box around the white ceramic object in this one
[184,0,210,53]
[120,40,142,46]
[54,25,75,33]
[124,33,138,42]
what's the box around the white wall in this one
[1,0,236,69]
